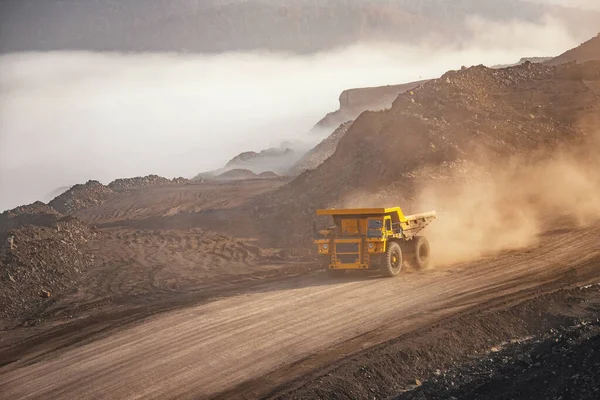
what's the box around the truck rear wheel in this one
[408,236,431,269]
[382,241,403,277]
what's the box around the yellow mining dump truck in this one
[314,207,436,277]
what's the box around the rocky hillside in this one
[547,33,600,66]
[315,81,427,130]
[2,0,598,54]
[254,60,600,247]
[289,121,354,175]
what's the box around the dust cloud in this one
[416,140,600,266]
[0,15,581,211]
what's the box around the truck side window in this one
[385,219,391,231]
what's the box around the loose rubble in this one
[0,201,62,235]
[216,168,259,180]
[48,176,190,214]
[108,175,188,192]
[49,180,115,214]
[0,216,99,327]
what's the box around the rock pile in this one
[0,216,99,326]
[49,180,115,214]
[216,169,258,180]
[48,176,190,214]
[108,175,188,192]
[0,201,62,235]
[224,147,297,172]
[194,146,300,180]
[257,171,279,179]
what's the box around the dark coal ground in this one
[394,313,600,400]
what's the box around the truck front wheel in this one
[382,242,403,277]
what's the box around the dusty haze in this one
[417,134,600,266]
[0,16,581,211]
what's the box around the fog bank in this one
[0,16,579,211]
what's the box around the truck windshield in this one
[367,219,383,238]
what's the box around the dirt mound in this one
[0,202,62,236]
[0,217,98,327]
[195,147,300,180]
[254,61,600,248]
[315,81,427,130]
[47,176,189,214]
[49,180,115,214]
[216,169,258,180]
[2,201,58,217]
[108,175,188,192]
[547,33,600,66]
[196,148,300,180]
[257,171,279,179]
[226,149,293,167]
[289,121,354,175]
[225,147,298,173]
[76,178,284,226]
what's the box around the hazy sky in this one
[0,14,586,211]
[534,0,600,11]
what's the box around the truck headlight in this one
[322,244,328,250]
[368,243,374,249]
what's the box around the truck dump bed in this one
[316,207,436,239]
[400,211,437,238]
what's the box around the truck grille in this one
[335,243,359,253]
[338,254,359,264]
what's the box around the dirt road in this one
[2,225,600,400]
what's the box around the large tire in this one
[381,241,403,277]
[407,236,431,270]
